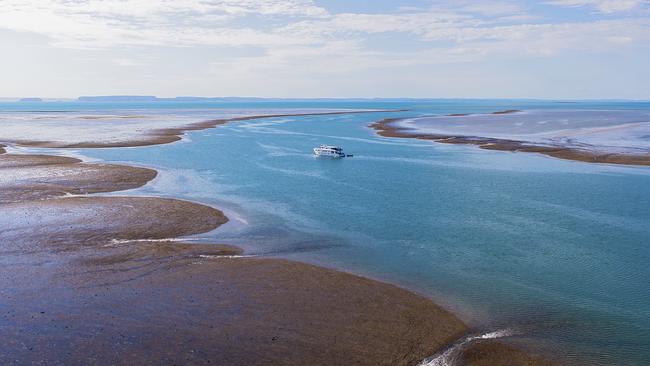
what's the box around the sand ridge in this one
[0,154,157,204]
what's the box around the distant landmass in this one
[78,95,158,102]
[77,95,267,102]
[19,97,43,102]
[76,95,485,103]
[65,96,650,103]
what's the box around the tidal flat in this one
[371,109,650,166]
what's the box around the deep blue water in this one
[6,100,650,365]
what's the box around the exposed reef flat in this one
[0,109,399,149]
[371,110,650,166]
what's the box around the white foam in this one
[103,238,183,247]
[229,212,250,225]
[197,254,256,259]
[418,329,515,366]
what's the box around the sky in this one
[1,0,649,99]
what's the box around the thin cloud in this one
[1,0,649,98]
[544,0,646,13]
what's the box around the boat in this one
[313,145,350,158]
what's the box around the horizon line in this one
[2,96,650,102]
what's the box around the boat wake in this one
[418,329,515,366]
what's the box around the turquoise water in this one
[5,100,650,365]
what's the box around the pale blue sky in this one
[1,0,649,99]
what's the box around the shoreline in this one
[0,111,555,365]
[370,116,650,166]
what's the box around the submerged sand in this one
[0,112,555,365]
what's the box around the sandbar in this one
[2,110,402,149]
[371,116,650,166]
[0,154,157,203]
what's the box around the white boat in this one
[313,145,348,158]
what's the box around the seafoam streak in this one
[418,329,515,366]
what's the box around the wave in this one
[418,329,515,366]
[197,254,256,259]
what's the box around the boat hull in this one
[313,148,345,158]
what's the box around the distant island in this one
[77,95,260,102]
[76,95,494,103]
[78,95,158,102]
[19,97,43,102]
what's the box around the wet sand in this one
[0,155,157,204]
[446,110,520,117]
[0,113,555,365]
[491,109,522,115]
[371,118,650,166]
[461,340,554,366]
[1,252,469,365]
[0,196,228,251]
